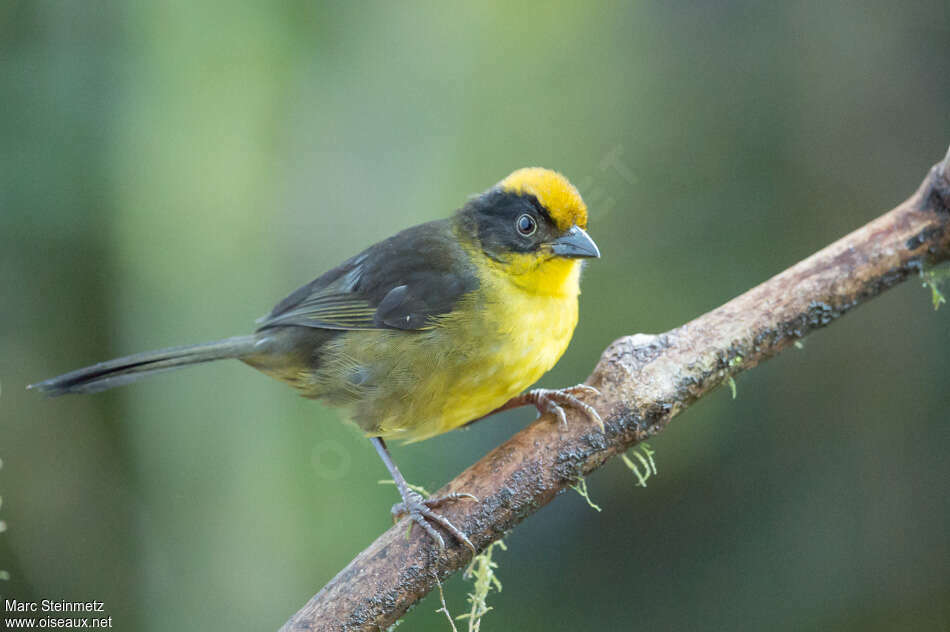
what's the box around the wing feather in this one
[256,219,478,332]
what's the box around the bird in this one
[29,167,602,552]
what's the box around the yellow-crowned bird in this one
[30,167,602,551]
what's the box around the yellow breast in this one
[397,254,582,441]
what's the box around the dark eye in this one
[515,213,537,236]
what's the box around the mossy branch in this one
[280,146,950,632]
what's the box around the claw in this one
[523,384,604,432]
[392,490,478,554]
[566,384,601,397]
[373,437,478,554]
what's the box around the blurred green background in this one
[2,2,949,630]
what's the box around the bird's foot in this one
[518,384,604,431]
[391,488,478,553]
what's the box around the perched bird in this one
[30,167,602,551]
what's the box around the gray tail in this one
[28,335,258,396]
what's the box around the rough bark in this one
[281,147,950,632]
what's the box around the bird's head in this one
[459,168,599,293]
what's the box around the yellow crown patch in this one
[498,167,588,231]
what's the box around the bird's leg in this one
[487,384,604,431]
[371,437,477,553]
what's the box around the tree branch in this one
[280,147,950,632]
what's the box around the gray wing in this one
[255,219,479,332]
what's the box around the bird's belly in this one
[305,278,580,442]
[446,318,570,418]
[383,290,579,441]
